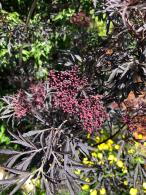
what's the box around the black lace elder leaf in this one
[42,175,53,195]
[106,58,146,101]
[8,175,30,195]
[6,154,25,168]
[0,168,31,195]
[0,120,102,195]
[65,174,79,195]
[0,150,20,155]
[16,153,37,171]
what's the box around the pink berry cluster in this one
[48,67,107,133]
[78,96,107,133]
[29,83,46,109]
[12,90,30,118]
[11,66,106,132]
[48,66,87,114]
[12,83,46,118]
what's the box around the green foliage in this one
[52,8,75,22]
[0,0,107,82]
[0,124,10,145]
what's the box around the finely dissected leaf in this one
[2,167,29,175]
[11,140,35,149]
[16,152,36,171]
[17,131,37,149]
[0,149,20,155]
[77,142,90,156]
[120,63,131,79]
[70,141,80,161]
[42,176,53,195]
[8,130,22,142]
[141,167,146,177]
[134,163,139,187]
[0,114,13,119]
[71,164,96,171]
[107,69,118,83]
[22,130,43,137]
[0,108,13,116]
[6,154,23,168]
[8,131,36,149]
[0,177,18,185]
[40,131,45,152]
[9,175,30,195]
[44,129,53,162]
[66,175,75,195]
[64,137,70,171]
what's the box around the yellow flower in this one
[108,154,117,165]
[108,145,113,152]
[83,158,94,166]
[123,180,128,185]
[74,169,81,175]
[98,160,104,165]
[89,161,94,166]
[95,136,100,142]
[99,188,106,195]
[91,152,98,158]
[108,154,115,161]
[128,149,135,154]
[97,153,103,160]
[137,134,143,139]
[143,182,146,190]
[85,178,90,182]
[116,160,124,168]
[98,143,109,150]
[107,139,114,145]
[122,168,128,174]
[81,184,90,191]
[90,189,97,195]
[87,133,91,139]
[144,142,146,146]
[114,144,120,150]
[100,129,104,134]
[83,158,90,165]
[129,188,138,195]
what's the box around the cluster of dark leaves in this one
[0,67,107,194]
[91,0,146,102]
[0,123,99,195]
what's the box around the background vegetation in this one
[0,0,145,195]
